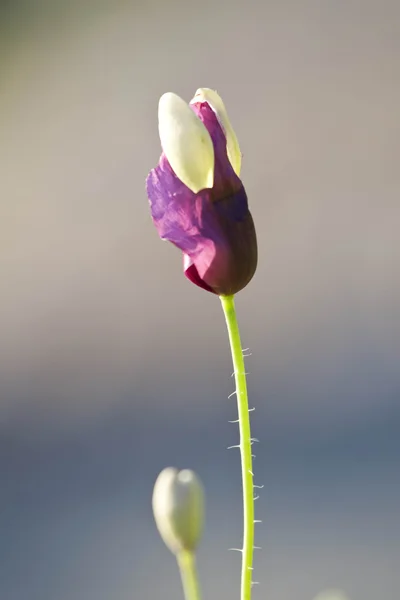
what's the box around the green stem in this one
[220,294,254,600]
[176,550,201,600]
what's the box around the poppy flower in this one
[146,88,257,296]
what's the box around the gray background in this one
[0,0,399,599]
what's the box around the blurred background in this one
[1,0,399,598]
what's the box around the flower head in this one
[146,88,257,296]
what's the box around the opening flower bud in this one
[158,92,214,193]
[147,87,257,296]
[152,467,205,555]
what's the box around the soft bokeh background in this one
[1,1,399,599]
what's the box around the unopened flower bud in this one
[152,467,204,555]
[313,590,350,600]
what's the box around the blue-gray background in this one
[1,1,399,599]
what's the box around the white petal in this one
[191,88,242,176]
[158,92,214,193]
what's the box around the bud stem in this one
[220,294,254,600]
[176,550,201,600]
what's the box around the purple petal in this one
[146,155,257,295]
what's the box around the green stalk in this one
[220,294,255,600]
[176,550,201,600]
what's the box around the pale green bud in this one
[313,590,351,600]
[158,92,214,193]
[152,467,205,554]
[191,87,242,177]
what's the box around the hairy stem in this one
[220,294,254,600]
